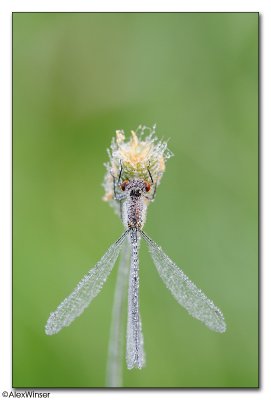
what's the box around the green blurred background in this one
[13,13,258,388]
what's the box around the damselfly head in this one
[120,179,151,198]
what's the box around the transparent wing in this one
[45,230,129,335]
[141,231,226,333]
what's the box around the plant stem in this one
[106,241,129,387]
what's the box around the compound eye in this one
[144,181,151,192]
[120,180,129,191]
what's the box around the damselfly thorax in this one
[119,179,151,230]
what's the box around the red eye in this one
[120,180,129,191]
[144,181,151,192]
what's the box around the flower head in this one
[103,125,173,212]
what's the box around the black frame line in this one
[11,11,260,390]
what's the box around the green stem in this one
[106,241,129,387]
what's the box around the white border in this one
[1,1,269,400]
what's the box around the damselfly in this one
[45,125,226,383]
